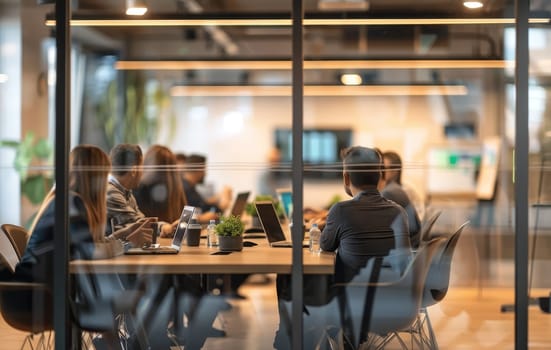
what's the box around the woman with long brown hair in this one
[134,144,187,237]
[16,144,152,284]
[9,145,152,349]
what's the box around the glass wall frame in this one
[0,0,546,349]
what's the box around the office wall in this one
[0,4,21,225]
[0,2,51,225]
[168,82,499,208]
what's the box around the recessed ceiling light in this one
[115,59,512,71]
[463,1,484,9]
[126,0,148,16]
[319,0,369,11]
[170,85,468,97]
[0,74,8,83]
[340,73,363,85]
[45,17,550,27]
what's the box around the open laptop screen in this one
[171,205,196,249]
[276,188,293,220]
[229,191,250,217]
[254,201,287,243]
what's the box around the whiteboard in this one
[426,145,481,196]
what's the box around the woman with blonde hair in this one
[134,144,187,237]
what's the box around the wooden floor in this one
[2,276,551,349]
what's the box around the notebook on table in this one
[125,205,195,255]
[254,201,308,248]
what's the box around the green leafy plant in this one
[245,195,286,218]
[245,195,274,217]
[215,215,245,237]
[0,132,53,205]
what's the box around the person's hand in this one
[199,211,219,224]
[126,226,153,248]
[305,209,328,231]
[112,217,155,241]
[160,220,178,238]
[218,186,233,210]
[119,218,154,247]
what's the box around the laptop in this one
[125,205,196,255]
[254,201,308,248]
[228,191,251,217]
[276,188,293,222]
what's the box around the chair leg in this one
[407,308,438,350]
[359,333,387,350]
[423,310,438,350]
[38,331,54,350]
[81,332,96,350]
[19,332,53,350]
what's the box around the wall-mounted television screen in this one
[274,128,353,179]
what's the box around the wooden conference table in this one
[68,238,335,348]
[70,238,336,275]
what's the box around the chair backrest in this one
[1,224,29,259]
[0,225,22,274]
[337,238,441,348]
[423,220,470,306]
[419,210,442,243]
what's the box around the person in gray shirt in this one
[107,144,176,238]
[106,144,147,236]
[320,146,412,283]
[274,146,412,350]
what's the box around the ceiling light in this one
[318,0,369,11]
[170,85,468,97]
[0,74,7,83]
[45,16,550,27]
[115,59,512,71]
[126,0,148,16]
[340,73,363,85]
[463,1,484,9]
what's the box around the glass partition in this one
[2,0,551,349]
[527,0,551,346]
[0,1,55,349]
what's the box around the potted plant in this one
[216,215,245,251]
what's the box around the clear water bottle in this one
[207,219,218,247]
[309,223,321,254]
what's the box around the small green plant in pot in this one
[216,215,245,251]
